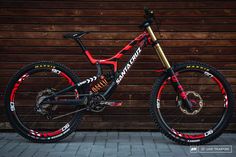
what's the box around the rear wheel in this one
[150,62,234,145]
[4,61,84,142]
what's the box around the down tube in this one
[102,46,143,98]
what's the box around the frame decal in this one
[116,47,142,84]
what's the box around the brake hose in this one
[153,15,163,38]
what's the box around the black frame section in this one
[41,36,148,106]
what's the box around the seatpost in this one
[75,38,87,51]
[146,26,171,69]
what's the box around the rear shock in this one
[91,75,109,93]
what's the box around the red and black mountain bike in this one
[4,8,234,145]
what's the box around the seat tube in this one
[146,26,171,69]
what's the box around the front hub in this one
[177,91,203,115]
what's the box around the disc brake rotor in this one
[35,89,58,117]
[177,91,203,115]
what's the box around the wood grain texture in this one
[0,0,235,131]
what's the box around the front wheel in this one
[150,61,234,145]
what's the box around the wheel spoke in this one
[5,62,84,142]
[150,62,233,144]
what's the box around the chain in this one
[52,107,86,120]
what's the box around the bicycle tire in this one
[150,61,234,145]
[4,61,84,143]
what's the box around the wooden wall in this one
[0,0,235,131]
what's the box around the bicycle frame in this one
[43,25,193,111]
[45,31,149,101]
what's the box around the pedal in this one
[100,101,123,107]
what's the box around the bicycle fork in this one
[146,26,193,111]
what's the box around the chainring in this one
[88,94,106,112]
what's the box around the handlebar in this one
[139,7,155,29]
[140,7,162,39]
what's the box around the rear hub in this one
[35,88,58,119]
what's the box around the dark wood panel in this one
[2,32,236,40]
[2,16,236,25]
[1,8,236,17]
[0,93,232,105]
[1,46,236,55]
[0,99,231,108]
[0,0,235,131]
[1,39,236,47]
[1,121,236,131]
[1,1,236,9]
[1,24,236,32]
[0,115,233,124]
[1,69,236,78]
[1,84,235,92]
[1,54,236,62]
[0,62,235,70]
[1,76,235,86]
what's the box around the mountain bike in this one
[4,8,234,145]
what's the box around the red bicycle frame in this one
[83,31,150,73]
[43,22,193,112]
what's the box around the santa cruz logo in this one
[116,47,141,84]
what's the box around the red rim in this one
[10,68,79,139]
[156,70,228,140]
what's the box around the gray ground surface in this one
[0,132,235,157]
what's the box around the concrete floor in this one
[0,132,235,157]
